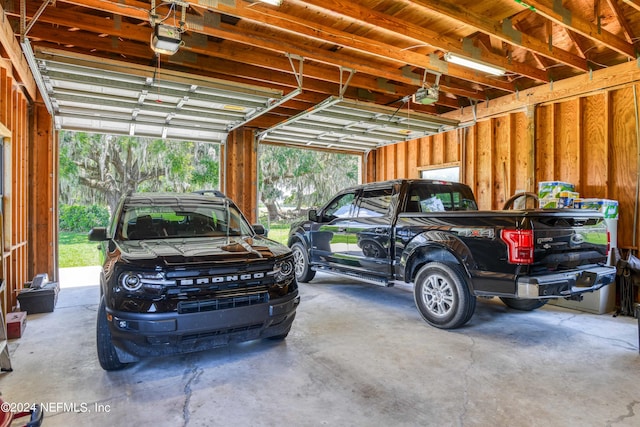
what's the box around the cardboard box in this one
[17,282,59,314]
[6,311,27,339]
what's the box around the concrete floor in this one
[1,267,639,427]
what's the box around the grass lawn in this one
[59,232,101,268]
[265,223,290,245]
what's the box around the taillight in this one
[501,229,534,265]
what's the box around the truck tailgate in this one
[530,211,609,271]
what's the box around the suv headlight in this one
[273,257,295,287]
[120,273,142,291]
[117,272,176,294]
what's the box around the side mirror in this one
[252,224,267,236]
[88,227,108,241]
[308,209,318,222]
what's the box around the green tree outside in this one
[58,131,359,267]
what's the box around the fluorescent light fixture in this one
[444,53,505,76]
[259,0,282,5]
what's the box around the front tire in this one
[292,242,315,283]
[413,262,476,329]
[267,327,291,341]
[96,297,128,371]
[499,297,548,311]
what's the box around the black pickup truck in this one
[288,179,616,329]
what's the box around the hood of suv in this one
[116,235,290,266]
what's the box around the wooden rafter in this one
[622,0,640,13]
[0,3,36,98]
[607,0,637,45]
[5,0,640,126]
[279,0,548,83]
[17,6,491,102]
[521,0,635,58]
[44,0,512,98]
[185,1,515,92]
[564,28,587,58]
[406,0,589,71]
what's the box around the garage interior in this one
[1,0,640,425]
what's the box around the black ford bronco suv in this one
[288,179,616,329]
[89,191,299,370]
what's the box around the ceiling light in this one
[444,53,505,76]
[259,0,282,5]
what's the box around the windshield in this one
[116,201,254,240]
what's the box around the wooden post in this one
[29,99,56,281]
[223,128,258,223]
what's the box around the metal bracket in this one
[339,67,356,98]
[502,18,523,45]
[553,0,572,26]
[227,55,304,132]
[461,38,482,60]
[149,0,188,32]
[21,0,56,41]
[421,69,441,89]
[287,53,304,88]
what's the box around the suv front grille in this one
[180,323,263,341]
[177,292,269,314]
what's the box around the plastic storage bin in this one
[17,282,59,314]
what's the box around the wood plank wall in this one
[0,62,31,314]
[368,84,640,253]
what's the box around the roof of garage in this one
[6,0,640,151]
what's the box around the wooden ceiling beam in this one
[0,3,36,98]
[28,30,455,115]
[606,0,637,44]
[54,0,149,21]
[407,0,589,71]
[200,0,548,84]
[19,3,489,102]
[520,0,635,58]
[51,0,513,92]
[622,0,640,13]
[17,6,386,94]
[564,28,587,59]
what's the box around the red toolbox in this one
[6,311,27,339]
